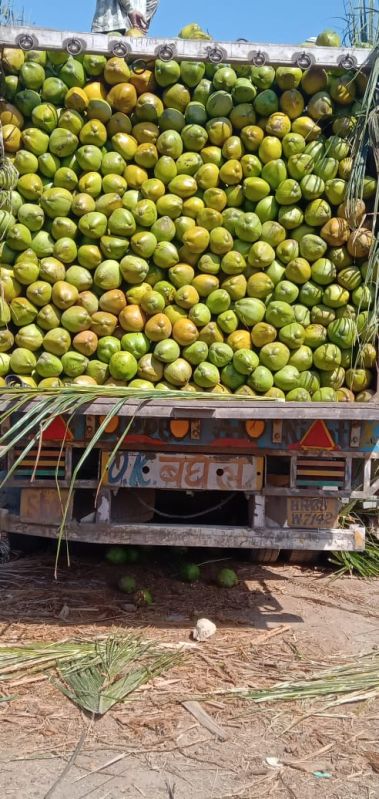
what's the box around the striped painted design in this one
[12,448,65,480]
[296,457,346,488]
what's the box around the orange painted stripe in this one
[297,469,346,477]
[18,460,64,467]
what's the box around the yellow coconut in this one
[130,69,156,95]
[145,312,172,341]
[172,317,199,346]
[321,217,350,247]
[119,304,146,331]
[0,102,24,128]
[72,330,98,356]
[291,116,321,141]
[65,87,89,112]
[90,311,118,336]
[107,112,132,137]
[2,124,21,152]
[301,66,328,94]
[104,57,131,85]
[99,289,127,315]
[265,112,291,138]
[132,121,160,143]
[3,48,24,73]
[125,27,146,37]
[83,82,107,101]
[280,90,305,120]
[227,330,251,350]
[107,83,137,114]
[124,164,149,189]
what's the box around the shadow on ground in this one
[0,537,304,632]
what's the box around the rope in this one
[136,491,237,520]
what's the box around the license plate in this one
[101,452,263,491]
[287,496,340,528]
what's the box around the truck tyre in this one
[249,548,280,564]
[286,550,319,565]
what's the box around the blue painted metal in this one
[69,416,379,455]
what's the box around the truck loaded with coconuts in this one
[0,23,378,563]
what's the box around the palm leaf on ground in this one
[54,634,181,715]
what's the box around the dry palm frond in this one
[0,634,182,713]
[208,650,379,705]
[54,635,181,715]
[330,533,379,577]
[334,491,379,578]
[0,639,98,681]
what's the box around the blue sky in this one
[23,0,345,44]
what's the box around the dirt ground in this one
[0,545,378,799]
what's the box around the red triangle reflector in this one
[299,420,336,450]
[42,416,73,442]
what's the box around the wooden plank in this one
[20,489,72,524]
[14,449,63,456]
[3,514,365,551]
[266,475,290,487]
[297,469,346,477]
[17,460,63,468]
[297,460,345,467]
[2,396,379,421]
[182,702,228,741]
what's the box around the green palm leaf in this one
[54,635,181,716]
